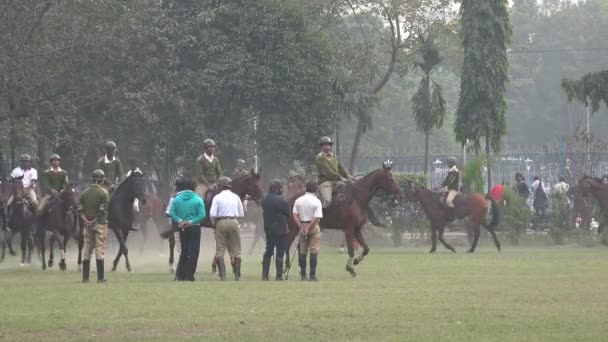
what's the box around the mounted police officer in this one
[96,141,124,192]
[315,136,353,208]
[7,154,39,216]
[232,159,249,180]
[195,139,222,203]
[37,154,69,216]
[79,169,110,283]
[440,156,459,221]
[210,176,244,281]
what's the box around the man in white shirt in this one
[553,177,570,195]
[7,154,39,210]
[292,181,323,281]
[210,176,244,281]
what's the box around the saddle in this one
[320,181,354,207]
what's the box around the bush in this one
[549,193,569,245]
[462,156,487,193]
[502,186,532,245]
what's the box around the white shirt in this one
[292,192,323,222]
[553,182,569,195]
[210,190,244,218]
[10,167,38,188]
[530,180,541,192]
[204,153,215,163]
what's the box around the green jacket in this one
[315,152,350,183]
[79,184,110,224]
[97,156,124,185]
[196,154,222,185]
[41,168,69,194]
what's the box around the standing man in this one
[292,181,323,281]
[553,177,570,196]
[7,154,39,214]
[79,169,110,283]
[232,159,249,180]
[261,179,290,281]
[514,172,530,200]
[96,141,124,192]
[315,136,353,208]
[38,154,69,216]
[195,139,222,203]
[210,176,244,281]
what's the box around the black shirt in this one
[261,193,290,236]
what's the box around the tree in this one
[561,70,608,113]
[410,32,446,179]
[454,0,512,187]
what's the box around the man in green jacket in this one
[195,139,222,202]
[315,136,353,208]
[96,141,124,192]
[37,154,69,216]
[79,169,110,283]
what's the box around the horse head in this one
[376,162,401,197]
[121,168,147,205]
[233,169,263,203]
[9,176,25,199]
[60,184,79,210]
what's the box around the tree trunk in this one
[424,129,430,185]
[485,136,492,191]
[349,118,365,174]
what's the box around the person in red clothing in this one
[490,182,505,204]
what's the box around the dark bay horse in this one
[1,178,35,265]
[567,185,593,231]
[405,185,500,253]
[36,186,78,270]
[286,164,401,278]
[109,169,147,272]
[579,177,608,234]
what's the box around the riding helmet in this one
[236,159,246,166]
[218,176,232,188]
[49,153,61,161]
[19,154,32,162]
[203,139,216,148]
[447,156,458,165]
[104,141,117,150]
[319,136,333,146]
[92,169,106,180]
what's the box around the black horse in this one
[1,177,35,265]
[109,169,147,272]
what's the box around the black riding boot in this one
[309,254,318,281]
[82,260,90,283]
[96,259,106,283]
[262,254,271,281]
[275,258,284,281]
[217,258,226,281]
[233,257,241,281]
[298,253,307,281]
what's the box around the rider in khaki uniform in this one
[195,139,222,202]
[440,157,460,220]
[210,176,244,281]
[315,136,353,208]
[232,159,249,180]
[38,154,69,215]
[79,169,110,283]
[96,141,124,192]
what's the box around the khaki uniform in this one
[97,156,124,191]
[442,166,460,208]
[298,223,321,254]
[215,218,241,259]
[79,184,110,260]
[195,154,222,199]
[38,168,69,213]
[315,152,350,207]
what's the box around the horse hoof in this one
[10,251,16,256]
[169,265,176,274]
[429,250,436,254]
[111,267,117,272]
[353,259,360,266]
[466,249,474,253]
[20,263,25,267]
[48,261,53,268]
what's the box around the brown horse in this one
[567,185,593,231]
[36,186,78,270]
[1,178,35,265]
[578,177,608,233]
[405,185,500,253]
[286,164,401,278]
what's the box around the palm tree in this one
[410,32,446,179]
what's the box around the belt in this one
[300,221,311,224]
[217,217,238,221]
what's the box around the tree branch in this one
[372,5,400,95]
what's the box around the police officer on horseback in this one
[440,156,459,221]
[96,141,124,192]
[315,136,353,208]
[232,159,249,180]
[195,139,222,203]
[7,154,39,217]
[79,169,110,283]
[38,154,69,216]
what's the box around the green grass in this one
[2,246,608,341]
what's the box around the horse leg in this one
[77,229,84,272]
[38,228,46,270]
[168,233,176,273]
[438,227,456,253]
[122,229,132,272]
[58,234,68,271]
[20,230,27,265]
[8,230,16,256]
[112,228,124,271]
[26,229,34,264]
[353,228,370,266]
[486,225,502,252]
[344,228,357,278]
[429,226,438,253]
[48,234,55,268]
[466,223,481,253]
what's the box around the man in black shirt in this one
[261,179,290,281]
[514,172,530,200]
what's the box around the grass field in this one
[2,243,608,341]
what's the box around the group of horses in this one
[1,165,607,278]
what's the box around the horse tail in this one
[485,194,500,228]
